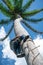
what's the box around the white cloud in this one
[33,35,43,57]
[15,58,27,65]
[0,27,17,60]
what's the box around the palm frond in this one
[22,21,43,34]
[0,24,14,41]
[15,0,23,10]
[0,2,11,17]
[0,19,12,25]
[19,0,23,8]
[2,0,14,11]
[9,0,14,7]
[22,0,35,12]
[23,17,43,23]
[22,9,43,17]
[14,0,18,5]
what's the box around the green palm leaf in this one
[9,0,14,7]
[19,0,23,8]
[0,2,11,17]
[23,17,43,23]
[0,19,12,25]
[22,9,43,17]
[0,24,14,41]
[2,0,14,11]
[14,0,18,5]
[22,21,43,34]
[15,0,23,9]
[22,0,35,12]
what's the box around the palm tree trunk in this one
[14,17,43,65]
[22,37,43,65]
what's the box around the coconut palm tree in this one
[0,0,43,65]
